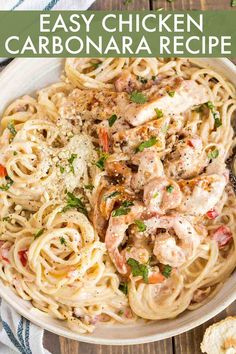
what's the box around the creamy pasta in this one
[0,58,236,333]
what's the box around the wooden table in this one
[42,0,235,353]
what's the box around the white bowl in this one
[0,58,235,345]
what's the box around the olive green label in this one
[0,11,235,57]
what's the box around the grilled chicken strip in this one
[59,78,209,128]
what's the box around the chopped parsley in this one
[60,237,67,245]
[34,228,44,239]
[166,185,174,193]
[204,101,222,130]
[59,166,65,174]
[208,149,219,160]
[7,121,17,137]
[152,75,157,81]
[130,91,147,104]
[68,154,77,174]
[90,61,100,69]
[104,191,120,200]
[112,200,134,217]
[62,192,87,216]
[213,112,222,129]
[2,216,10,222]
[108,114,118,127]
[119,282,128,295]
[135,137,157,153]
[134,220,147,232]
[0,176,13,191]
[95,153,109,170]
[161,264,172,278]
[84,184,94,191]
[153,192,159,199]
[118,310,124,316]
[127,258,149,283]
[167,91,175,97]
[13,151,17,156]
[137,76,148,84]
[155,108,163,118]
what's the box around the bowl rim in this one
[0,57,236,346]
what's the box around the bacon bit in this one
[0,164,7,178]
[211,225,232,248]
[206,208,219,220]
[18,250,28,267]
[187,140,195,148]
[98,128,109,153]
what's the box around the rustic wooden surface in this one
[42,0,236,353]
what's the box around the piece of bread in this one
[201,317,236,354]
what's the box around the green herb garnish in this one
[13,151,17,156]
[118,310,124,316]
[84,184,94,191]
[0,176,13,191]
[111,200,134,217]
[208,149,219,160]
[68,154,77,174]
[95,153,109,170]
[134,220,147,232]
[90,62,100,69]
[7,121,17,136]
[162,264,172,278]
[34,228,44,239]
[122,200,134,208]
[167,91,175,97]
[62,192,87,216]
[127,258,149,283]
[104,191,120,200]
[153,192,159,198]
[155,108,163,118]
[108,114,118,127]
[130,91,147,104]
[166,185,174,193]
[135,137,157,153]
[2,216,10,222]
[59,166,65,174]
[60,237,67,245]
[152,75,157,81]
[213,112,222,129]
[119,282,128,295]
[137,76,148,84]
[204,102,222,129]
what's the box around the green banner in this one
[0,11,235,57]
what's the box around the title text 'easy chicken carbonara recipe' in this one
[0,58,236,333]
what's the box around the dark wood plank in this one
[151,0,233,10]
[90,0,150,10]
[44,330,61,354]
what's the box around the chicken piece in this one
[113,117,170,154]
[59,78,208,128]
[131,150,164,191]
[178,174,227,216]
[201,317,236,354]
[114,69,160,93]
[165,136,207,179]
[124,77,209,126]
